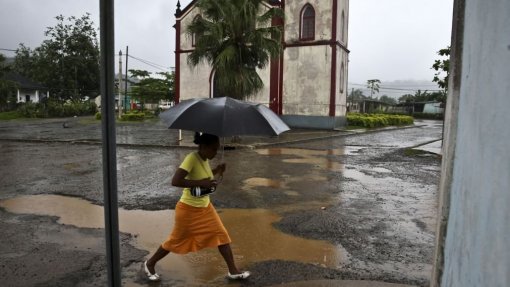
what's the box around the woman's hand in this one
[214,163,226,176]
[197,178,218,189]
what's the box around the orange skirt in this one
[161,201,231,254]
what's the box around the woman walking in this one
[144,132,250,281]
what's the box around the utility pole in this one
[118,50,123,118]
[124,46,129,112]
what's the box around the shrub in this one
[17,99,98,118]
[95,112,101,120]
[347,113,413,128]
[120,112,145,121]
[413,112,444,120]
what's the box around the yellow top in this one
[178,152,213,207]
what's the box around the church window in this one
[192,15,202,47]
[300,4,315,41]
[339,62,345,93]
[341,11,345,43]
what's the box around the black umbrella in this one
[159,97,290,137]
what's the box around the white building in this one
[4,72,49,103]
[174,0,349,129]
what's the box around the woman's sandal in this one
[227,271,251,280]
[143,261,161,281]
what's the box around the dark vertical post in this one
[124,46,129,111]
[99,0,121,286]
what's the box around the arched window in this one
[339,62,345,93]
[192,15,202,47]
[300,4,315,41]
[341,11,345,42]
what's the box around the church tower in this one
[279,0,349,128]
[174,0,349,129]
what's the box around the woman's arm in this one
[171,168,217,188]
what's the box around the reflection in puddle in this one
[0,195,348,284]
[255,148,345,171]
[243,177,285,189]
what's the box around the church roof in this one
[3,72,47,90]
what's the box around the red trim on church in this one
[329,0,338,117]
[269,15,282,114]
[175,20,181,104]
[278,0,285,115]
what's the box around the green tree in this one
[379,95,397,105]
[0,54,18,110]
[128,69,174,108]
[186,0,283,100]
[13,14,100,102]
[432,46,450,92]
[398,94,415,103]
[367,79,381,98]
[347,88,366,101]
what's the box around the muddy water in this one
[0,194,347,284]
[254,148,344,170]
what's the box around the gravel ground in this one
[0,119,442,286]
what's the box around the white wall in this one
[440,0,510,286]
[283,45,332,116]
[16,89,39,103]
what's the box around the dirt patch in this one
[0,208,147,287]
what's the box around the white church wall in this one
[283,45,332,116]
[179,56,211,101]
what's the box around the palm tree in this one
[186,0,283,100]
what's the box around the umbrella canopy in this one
[159,97,290,137]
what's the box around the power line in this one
[127,54,172,72]
[349,83,443,92]
[128,54,169,69]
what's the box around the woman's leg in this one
[146,245,170,274]
[218,243,240,274]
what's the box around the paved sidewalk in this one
[413,139,443,155]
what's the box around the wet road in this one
[0,119,442,286]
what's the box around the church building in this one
[174,0,349,129]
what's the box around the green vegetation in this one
[120,112,145,121]
[187,0,283,100]
[15,100,96,118]
[0,111,23,120]
[347,113,414,128]
[432,46,450,92]
[13,14,100,101]
[412,112,444,120]
[127,69,174,108]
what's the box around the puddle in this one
[255,148,344,171]
[243,177,286,189]
[0,195,347,284]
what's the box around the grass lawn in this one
[0,111,23,120]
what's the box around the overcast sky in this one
[0,0,454,96]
